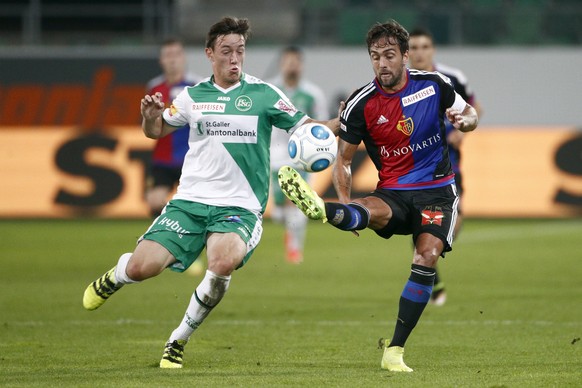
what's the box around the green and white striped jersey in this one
[162,73,308,213]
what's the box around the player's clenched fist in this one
[141,92,166,121]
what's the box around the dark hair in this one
[366,19,409,55]
[205,17,251,49]
[161,37,183,48]
[282,45,303,56]
[409,27,433,42]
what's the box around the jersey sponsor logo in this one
[192,102,226,112]
[217,96,231,101]
[401,86,435,107]
[200,114,259,144]
[397,116,414,136]
[274,99,298,117]
[379,134,441,159]
[169,104,178,117]
[235,95,253,111]
[421,206,445,226]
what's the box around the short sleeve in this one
[266,83,308,132]
[339,89,367,145]
[162,87,190,127]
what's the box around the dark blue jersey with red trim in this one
[146,74,199,167]
[339,69,463,190]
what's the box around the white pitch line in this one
[7,319,582,327]
[456,221,582,244]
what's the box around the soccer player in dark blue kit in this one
[278,19,478,372]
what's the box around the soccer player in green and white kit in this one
[82,17,340,369]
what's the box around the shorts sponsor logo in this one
[235,95,253,111]
[274,99,298,116]
[421,206,444,226]
[401,86,435,107]
[226,215,242,223]
[192,102,226,112]
[237,226,249,238]
[158,216,189,238]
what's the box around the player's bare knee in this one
[126,255,164,281]
[354,197,391,229]
[412,245,441,267]
[207,257,237,276]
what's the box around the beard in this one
[377,67,404,90]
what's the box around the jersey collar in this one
[210,73,244,94]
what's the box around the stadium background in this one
[1,0,582,218]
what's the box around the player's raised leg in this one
[279,166,371,233]
[278,166,327,221]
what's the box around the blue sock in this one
[324,202,369,231]
[389,264,435,348]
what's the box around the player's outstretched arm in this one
[446,103,478,133]
[305,101,346,136]
[140,92,177,139]
[333,139,358,204]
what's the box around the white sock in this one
[284,205,308,251]
[271,205,284,223]
[114,253,140,285]
[169,270,231,342]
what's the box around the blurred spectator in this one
[268,46,329,263]
[145,38,200,217]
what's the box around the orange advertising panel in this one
[1,127,581,218]
[1,127,155,218]
[460,128,582,217]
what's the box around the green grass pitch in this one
[1,218,581,386]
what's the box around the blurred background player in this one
[268,46,329,263]
[145,37,200,218]
[408,27,483,306]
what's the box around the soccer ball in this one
[288,123,337,172]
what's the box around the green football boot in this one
[278,165,327,222]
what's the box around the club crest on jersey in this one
[421,206,444,226]
[235,95,253,111]
[397,117,414,136]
